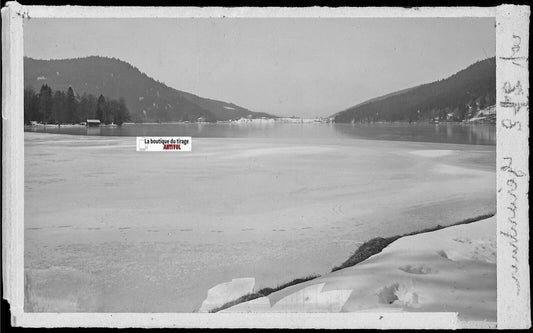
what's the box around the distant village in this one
[437,104,496,124]
[27,113,336,128]
[209,115,334,125]
[28,108,496,128]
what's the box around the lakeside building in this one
[275,117,326,123]
[86,119,101,127]
[467,105,496,124]
[230,117,276,125]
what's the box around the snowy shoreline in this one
[207,216,496,322]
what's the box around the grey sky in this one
[24,17,495,118]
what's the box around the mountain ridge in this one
[333,57,496,123]
[24,56,277,122]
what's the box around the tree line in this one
[24,84,130,125]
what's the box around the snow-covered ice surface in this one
[24,132,495,312]
[222,217,496,323]
[408,149,455,157]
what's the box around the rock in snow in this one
[199,277,255,312]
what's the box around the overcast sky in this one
[24,17,495,118]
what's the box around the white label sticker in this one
[136,137,192,151]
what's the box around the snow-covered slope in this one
[222,217,496,322]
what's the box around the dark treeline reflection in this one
[333,123,495,146]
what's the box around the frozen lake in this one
[24,123,495,312]
[26,121,496,145]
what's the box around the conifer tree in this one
[66,86,78,123]
[39,85,53,124]
[96,95,106,123]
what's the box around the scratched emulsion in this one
[24,128,495,312]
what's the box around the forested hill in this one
[333,57,496,123]
[24,56,275,122]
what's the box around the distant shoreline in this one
[24,120,497,126]
[23,123,497,147]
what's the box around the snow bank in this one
[222,217,495,322]
[199,278,255,312]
